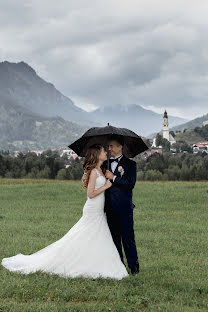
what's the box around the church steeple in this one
[163,110,169,141]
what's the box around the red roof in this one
[193,142,208,148]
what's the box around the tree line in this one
[0,149,208,181]
[0,150,83,180]
[135,152,208,181]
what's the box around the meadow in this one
[0,179,207,312]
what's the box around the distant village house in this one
[192,142,208,153]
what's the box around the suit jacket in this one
[103,154,137,213]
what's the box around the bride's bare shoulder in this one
[89,168,97,178]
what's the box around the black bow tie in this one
[109,157,120,163]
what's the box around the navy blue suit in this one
[103,154,139,272]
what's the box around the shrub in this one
[56,169,68,180]
[145,170,163,181]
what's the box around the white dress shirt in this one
[110,154,123,182]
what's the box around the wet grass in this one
[0,179,207,311]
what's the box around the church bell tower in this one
[163,110,169,141]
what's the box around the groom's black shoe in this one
[130,260,139,275]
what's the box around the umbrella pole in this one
[107,122,110,170]
[107,148,110,170]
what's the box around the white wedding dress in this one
[1,169,128,280]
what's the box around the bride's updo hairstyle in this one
[82,144,106,189]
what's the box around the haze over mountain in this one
[89,105,188,137]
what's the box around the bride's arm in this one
[87,169,107,199]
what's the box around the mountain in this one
[89,104,188,137]
[174,130,205,145]
[0,61,97,126]
[169,113,208,132]
[0,94,88,151]
[170,115,208,145]
[0,60,195,148]
[0,61,189,137]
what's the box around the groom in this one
[103,135,139,275]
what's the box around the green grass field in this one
[0,179,207,312]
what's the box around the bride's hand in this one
[104,179,112,189]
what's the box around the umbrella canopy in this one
[68,124,149,159]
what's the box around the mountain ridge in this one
[89,104,188,137]
[0,93,88,151]
[0,60,97,126]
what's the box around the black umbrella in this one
[68,123,149,169]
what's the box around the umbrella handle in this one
[107,122,110,170]
[107,148,110,170]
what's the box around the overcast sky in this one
[1,0,208,119]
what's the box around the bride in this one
[1,144,128,280]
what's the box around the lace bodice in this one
[94,168,106,190]
[94,168,104,177]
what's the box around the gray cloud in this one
[1,0,208,119]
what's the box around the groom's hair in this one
[107,134,124,146]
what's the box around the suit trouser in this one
[106,206,139,270]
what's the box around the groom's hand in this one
[105,170,115,180]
